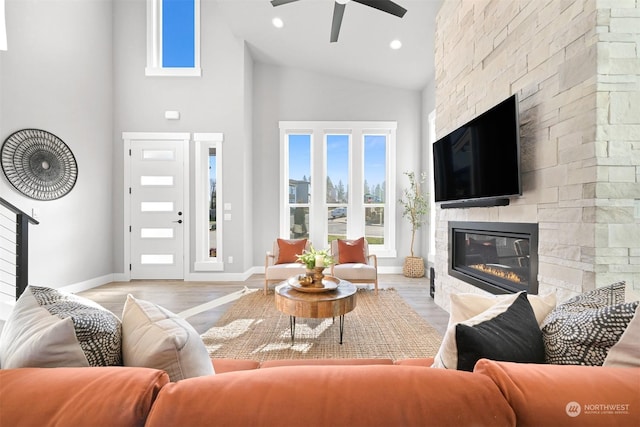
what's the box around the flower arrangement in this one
[296,245,335,269]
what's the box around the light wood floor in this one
[78,274,449,335]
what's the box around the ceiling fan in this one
[271,0,407,43]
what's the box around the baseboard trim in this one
[184,270,255,282]
[59,274,116,294]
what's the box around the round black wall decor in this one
[1,129,78,201]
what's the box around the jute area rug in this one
[201,289,442,362]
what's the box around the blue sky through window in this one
[162,0,195,68]
[364,135,386,193]
[209,152,216,180]
[289,134,311,182]
[288,133,386,196]
[327,134,349,192]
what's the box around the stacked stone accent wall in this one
[433,0,639,311]
[595,2,640,293]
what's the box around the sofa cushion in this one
[474,359,640,427]
[260,358,394,368]
[603,304,640,367]
[432,291,554,369]
[264,262,308,281]
[331,263,377,280]
[0,367,169,427]
[212,358,261,373]
[121,295,215,382]
[145,365,516,427]
[455,292,545,371]
[337,237,367,264]
[0,285,122,369]
[541,282,638,365]
[394,357,435,367]
[276,238,307,264]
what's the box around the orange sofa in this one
[1,358,638,427]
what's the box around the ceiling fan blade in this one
[330,2,346,43]
[271,0,300,6]
[352,0,407,18]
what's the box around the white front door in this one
[129,138,186,279]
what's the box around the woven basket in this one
[403,256,425,278]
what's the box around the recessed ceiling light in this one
[390,39,402,50]
[272,17,284,29]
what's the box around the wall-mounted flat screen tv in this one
[432,94,521,204]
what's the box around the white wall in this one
[251,63,425,268]
[0,0,113,289]
[112,0,253,275]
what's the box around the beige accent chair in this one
[264,239,311,295]
[329,238,378,294]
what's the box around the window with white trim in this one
[146,0,201,77]
[194,133,223,271]
[279,121,397,257]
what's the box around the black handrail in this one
[0,197,39,300]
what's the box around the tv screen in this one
[432,94,521,203]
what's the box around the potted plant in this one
[399,171,429,278]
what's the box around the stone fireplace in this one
[448,222,538,295]
[431,1,639,313]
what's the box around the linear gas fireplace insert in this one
[448,221,539,295]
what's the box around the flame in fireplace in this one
[469,264,524,284]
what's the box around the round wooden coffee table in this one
[275,276,357,345]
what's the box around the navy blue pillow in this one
[455,292,545,371]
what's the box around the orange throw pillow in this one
[338,238,367,264]
[276,239,307,264]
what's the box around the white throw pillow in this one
[121,294,215,381]
[0,286,122,369]
[449,291,556,327]
[431,291,556,369]
[603,305,640,367]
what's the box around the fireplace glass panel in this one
[449,222,538,295]
[455,232,530,290]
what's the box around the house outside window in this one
[286,134,311,239]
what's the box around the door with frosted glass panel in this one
[130,140,184,279]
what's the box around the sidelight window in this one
[194,133,223,271]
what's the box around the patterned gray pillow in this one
[541,282,638,365]
[551,281,625,311]
[0,286,122,368]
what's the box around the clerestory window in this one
[146,0,201,77]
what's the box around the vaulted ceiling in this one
[216,0,442,90]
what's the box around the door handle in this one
[173,220,183,224]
